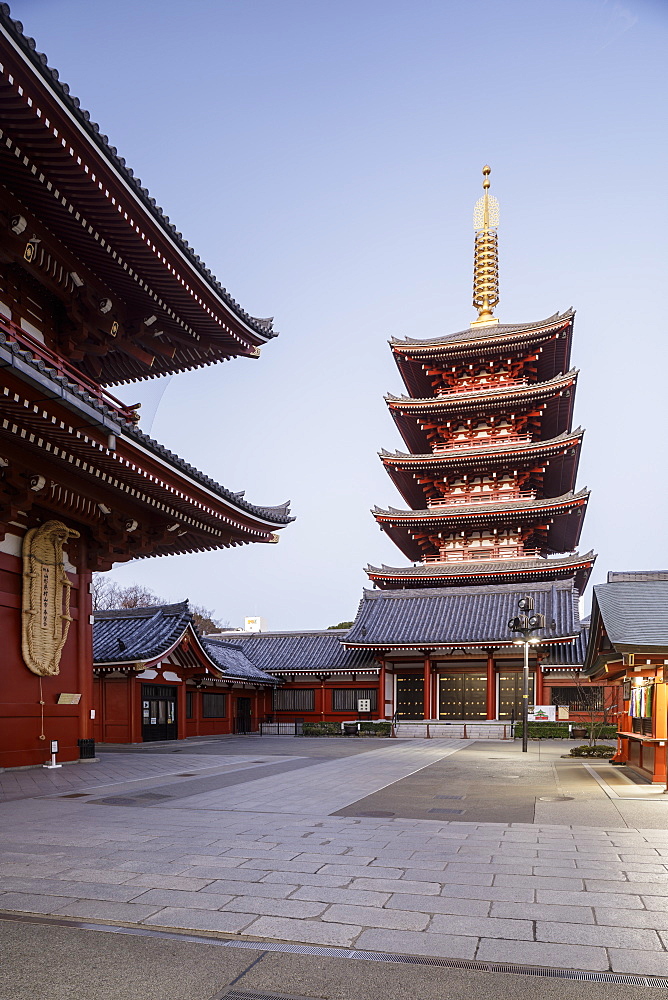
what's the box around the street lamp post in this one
[508,597,544,753]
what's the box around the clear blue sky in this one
[11,0,668,628]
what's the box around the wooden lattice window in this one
[273,689,315,712]
[331,689,378,712]
[202,692,227,718]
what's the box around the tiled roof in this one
[385,370,578,410]
[592,579,668,653]
[202,639,279,683]
[373,489,590,521]
[125,422,294,525]
[366,551,596,579]
[607,571,668,583]
[344,579,580,648]
[0,5,275,342]
[390,310,574,350]
[231,630,376,673]
[379,429,584,465]
[93,602,193,663]
[0,331,293,527]
[93,603,279,683]
[541,623,590,668]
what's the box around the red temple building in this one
[584,572,668,783]
[340,167,598,727]
[92,602,279,743]
[0,9,292,768]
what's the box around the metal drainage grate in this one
[538,796,574,802]
[351,952,668,986]
[1,914,666,989]
[429,808,464,814]
[434,795,464,800]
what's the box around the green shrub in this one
[513,722,571,739]
[300,721,392,738]
[301,722,342,737]
[513,722,617,740]
[569,744,616,757]
[359,721,392,737]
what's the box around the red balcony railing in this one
[426,490,536,508]
[423,547,540,564]
[431,434,532,453]
[0,313,139,424]
[437,377,527,396]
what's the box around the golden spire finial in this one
[471,165,500,326]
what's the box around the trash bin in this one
[78,738,96,759]
[343,723,357,737]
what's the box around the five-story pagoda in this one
[368,168,595,592]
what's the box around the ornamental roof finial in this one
[471,165,500,326]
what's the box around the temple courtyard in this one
[1,736,668,998]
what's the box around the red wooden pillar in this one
[320,678,327,720]
[378,661,386,718]
[76,538,93,741]
[176,677,187,740]
[486,650,496,720]
[128,673,141,743]
[193,685,201,737]
[535,663,544,705]
[423,654,431,719]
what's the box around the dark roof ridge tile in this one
[373,488,590,518]
[94,600,190,620]
[389,310,574,348]
[366,550,597,575]
[385,368,578,404]
[379,428,584,461]
[359,578,576,600]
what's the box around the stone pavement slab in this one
[243,914,362,946]
[356,927,478,958]
[143,906,256,932]
[476,938,609,971]
[608,948,668,974]
[535,920,662,949]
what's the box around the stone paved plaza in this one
[1,736,668,981]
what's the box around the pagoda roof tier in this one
[343,578,581,651]
[373,489,589,561]
[390,311,574,397]
[366,550,596,594]
[380,429,583,508]
[0,10,276,385]
[387,370,578,453]
[0,324,293,570]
